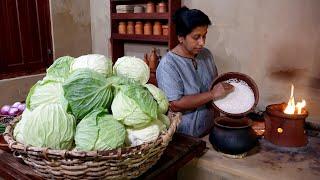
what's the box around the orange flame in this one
[284,84,306,114]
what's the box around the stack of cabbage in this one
[13,54,170,151]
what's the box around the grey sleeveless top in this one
[156,48,218,137]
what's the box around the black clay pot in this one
[209,116,258,155]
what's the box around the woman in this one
[156,7,234,137]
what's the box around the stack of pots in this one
[209,72,259,155]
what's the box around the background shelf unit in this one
[110,0,181,62]
[111,33,168,42]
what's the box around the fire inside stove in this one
[264,85,308,147]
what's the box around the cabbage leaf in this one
[63,69,114,120]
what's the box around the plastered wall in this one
[51,0,92,58]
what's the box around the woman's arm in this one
[169,91,213,112]
[170,82,234,112]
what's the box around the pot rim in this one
[266,103,308,119]
[214,116,252,129]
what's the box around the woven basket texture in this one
[3,112,181,179]
[0,115,14,126]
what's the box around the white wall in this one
[90,0,110,58]
[51,0,92,58]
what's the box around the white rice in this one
[213,78,255,114]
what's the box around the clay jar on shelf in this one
[118,21,126,34]
[157,2,167,13]
[162,25,168,36]
[127,21,134,34]
[153,21,162,35]
[135,21,143,35]
[144,22,152,35]
[146,2,155,13]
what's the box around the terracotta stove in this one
[264,103,308,147]
[264,84,309,147]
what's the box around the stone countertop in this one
[178,131,320,180]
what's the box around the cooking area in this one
[0,0,320,179]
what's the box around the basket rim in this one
[3,112,181,159]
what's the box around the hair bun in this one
[173,6,189,23]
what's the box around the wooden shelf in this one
[111,33,168,42]
[111,0,147,4]
[112,13,169,20]
[110,0,181,62]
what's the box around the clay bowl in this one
[211,72,259,117]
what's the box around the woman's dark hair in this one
[173,6,211,37]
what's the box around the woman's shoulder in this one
[158,51,180,67]
[199,47,214,58]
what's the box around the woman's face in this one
[179,25,208,56]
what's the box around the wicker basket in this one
[0,115,14,126]
[3,112,181,179]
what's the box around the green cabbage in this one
[75,109,125,151]
[144,84,169,114]
[71,54,113,77]
[113,56,150,85]
[111,84,158,128]
[23,104,76,150]
[13,108,32,144]
[63,69,114,120]
[45,56,74,82]
[125,119,165,146]
[26,79,68,111]
[158,113,170,129]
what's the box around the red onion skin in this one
[8,107,19,116]
[1,105,11,115]
[11,102,22,108]
[17,104,26,112]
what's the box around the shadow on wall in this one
[267,42,320,88]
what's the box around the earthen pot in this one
[209,116,258,155]
[210,72,259,117]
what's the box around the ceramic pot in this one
[209,116,258,155]
[153,21,162,35]
[127,21,134,34]
[146,2,155,13]
[157,2,167,13]
[135,21,143,35]
[118,21,126,34]
[144,22,152,35]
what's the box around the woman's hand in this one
[210,82,234,100]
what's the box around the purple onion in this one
[1,105,11,115]
[8,107,19,116]
[17,103,26,112]
[11,102,22,108]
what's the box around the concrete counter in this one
[178,133,320,180]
